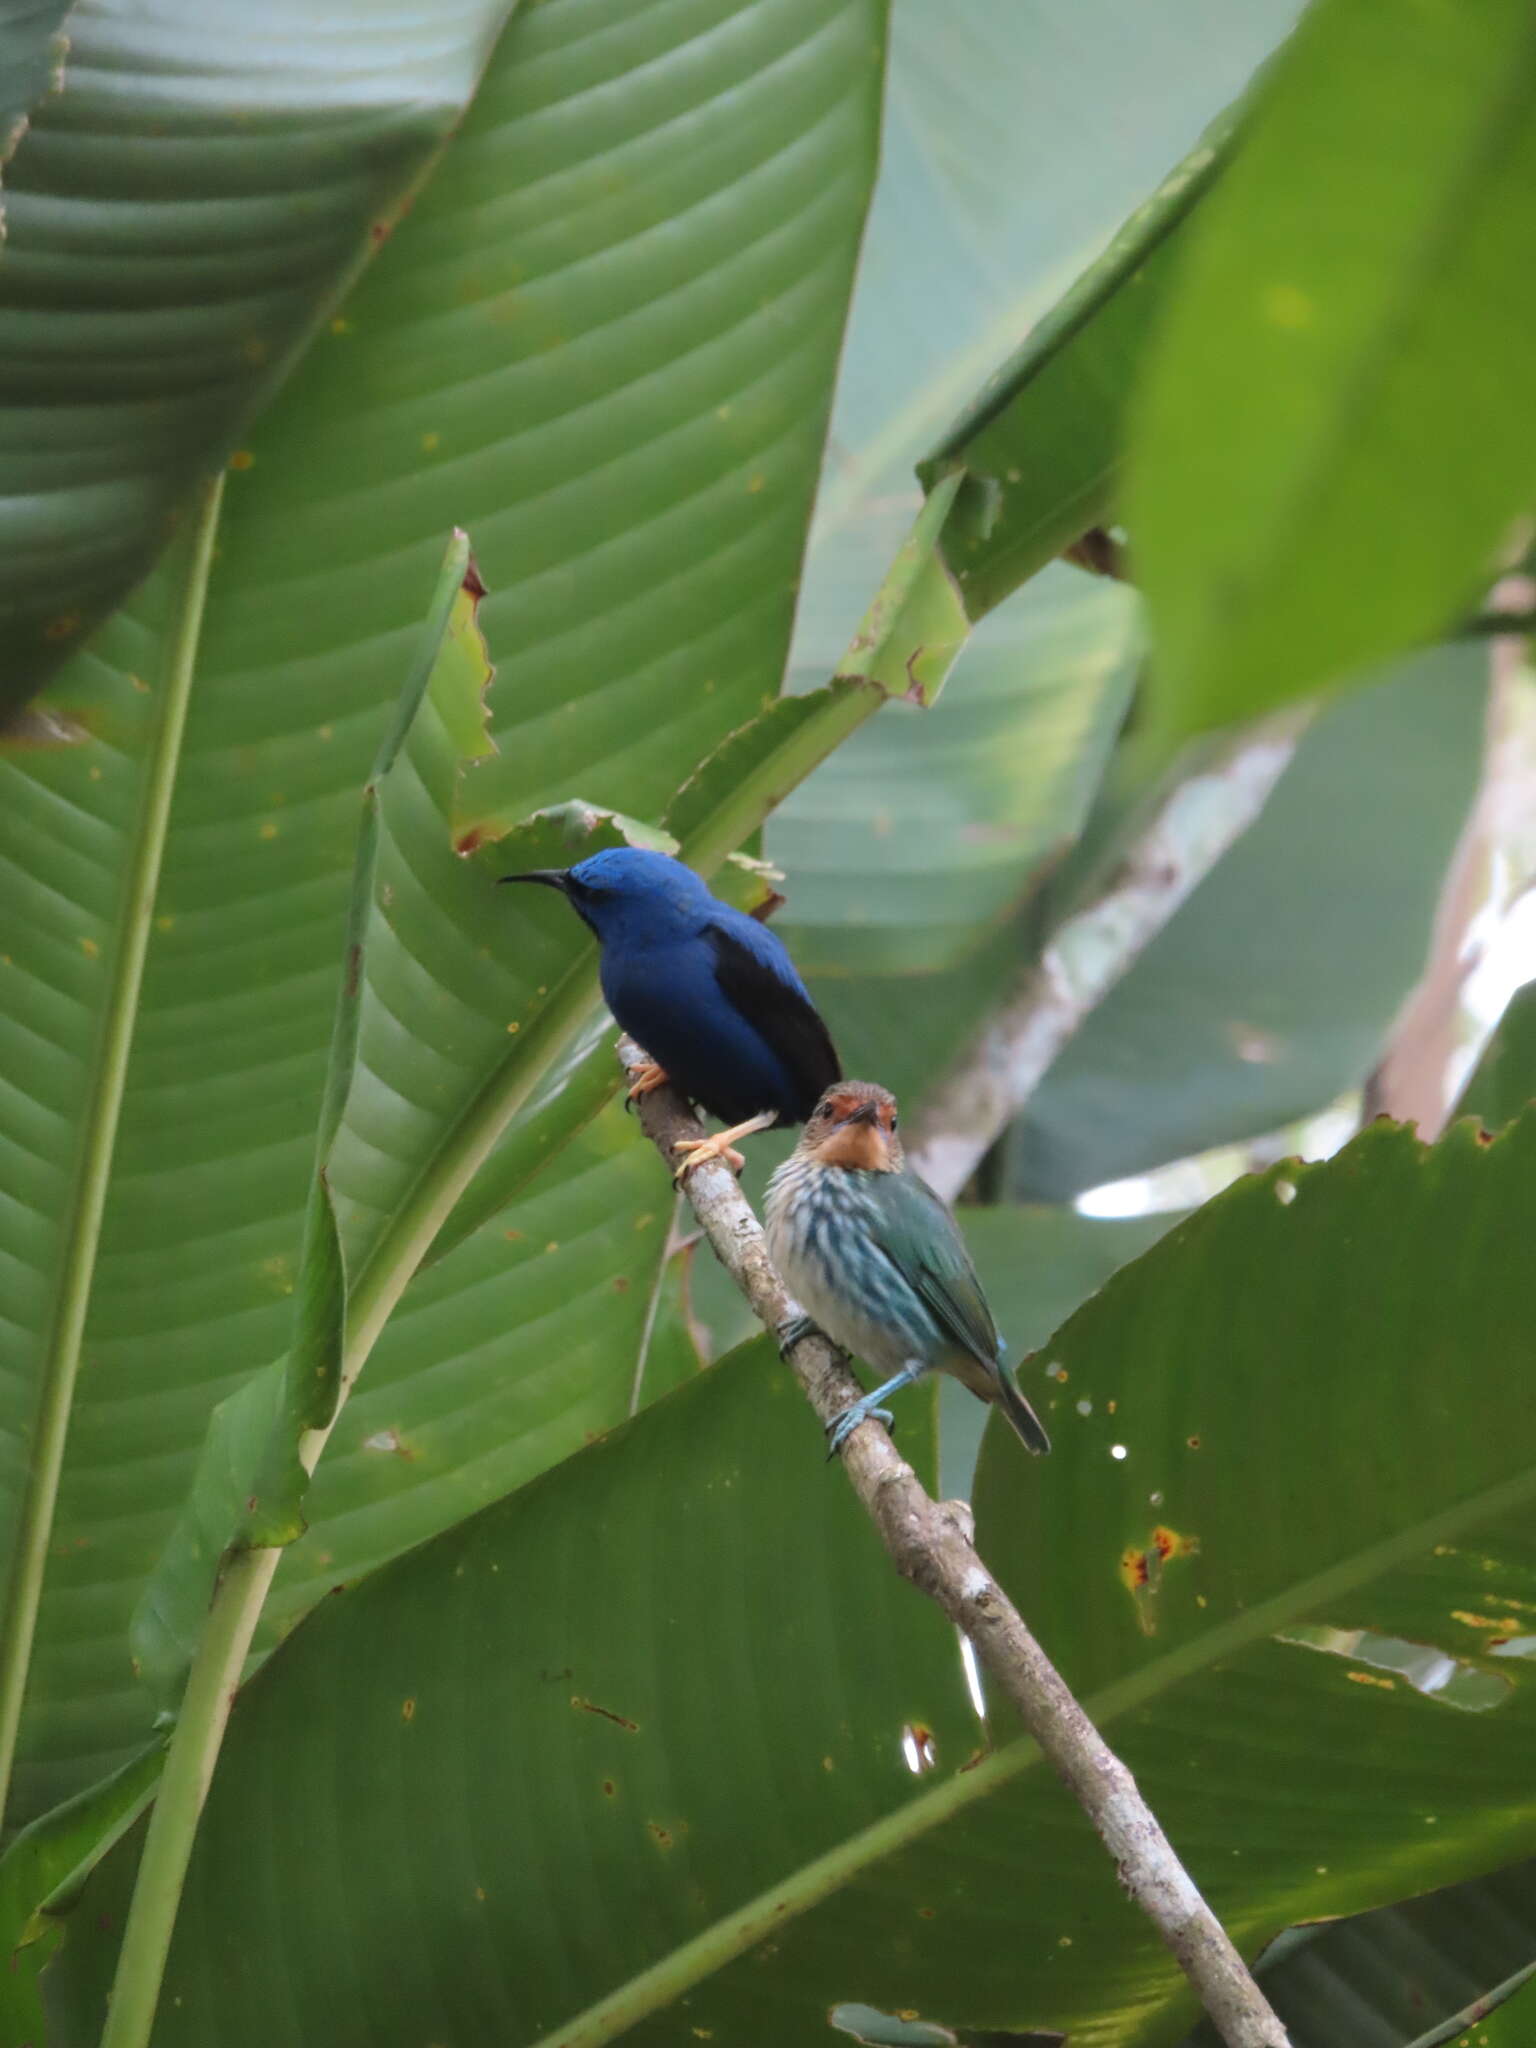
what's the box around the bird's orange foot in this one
[671,1109,777,1183]
[625,1060,671,1106]
[672,1133,748,1181]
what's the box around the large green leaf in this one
[771,0,1294,1096]
[0,0,517,714]
[132,533,490,1704]
[618,1114,1536,2048]
[0,0,885,1828]
[0,1,66,167]
[1181,1857,1536,2048]
[777,569,1136,980]
[1007,645,1486,1201]
[46,1344,976,2046]
[48,1113,1536,2047]
[0,1740,161,2042]
[1128,0,1536,737]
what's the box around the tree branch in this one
[618,1037,1290,2048]
[906,711,1309,1203]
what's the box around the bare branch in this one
[618,1036,1290,2048]
[907,712,1310,1202]
[1368,580,1536,1136]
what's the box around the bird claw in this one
[824,1402,895,1460]
[672,1134,746,1181]
[671,1110,776,1182]
[776,1312,819,1356]
[625,1060,670,1110]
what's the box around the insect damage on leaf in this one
[1119,1524,1200,1635]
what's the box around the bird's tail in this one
[994,1360,1051,1455]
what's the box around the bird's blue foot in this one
[825,1399,895,1459]
[822,1364,926,1461]
[776,1311,819,1355]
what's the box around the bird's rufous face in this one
[803,1085,900,1172]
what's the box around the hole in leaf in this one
[899,1723,937,1774]
[1276,1625,1513,1711]
[830,2008,956,2047]
[958,1635,986,1719]
[830,2008,1065,2048]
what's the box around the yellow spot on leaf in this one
[229,450,255,471]
[506,1019,519,1033]
[79,937,99,959]
[401,1698,416,1721]
[330,317,351,336]
[1346,1671,1394,1691]
[318,724,334,741]
[421,431,440,452]
[746,474,765,494]
[475,1886,486,1902]
[44,613,81,642]
[1264,283,1314,329]
[545,1242,559,1254]
[259,821,278,840]
[1453,1611,1524,1632]
[155,914,175,932]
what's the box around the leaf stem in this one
[98,1546,281,2048]
[1400,1956,1536,2048]
[0,473,224,1830]
[629,1191,685,1415]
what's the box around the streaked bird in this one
[500,847,839,1175]
[765,1080,1051,1457]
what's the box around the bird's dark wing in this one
[869,1170,1002,1371]
[705,911,840,1123]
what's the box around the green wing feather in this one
[868,1168,1051,1455]
[870,1170,1001,1368]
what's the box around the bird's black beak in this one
[846,1101,879,1126]
[499,869,572,895]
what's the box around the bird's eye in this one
[889,1111,898,1129]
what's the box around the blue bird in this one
[765,1079,1051,1458]
[500,847,840,1175]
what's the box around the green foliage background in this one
[1,0,1533,2044]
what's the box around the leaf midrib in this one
[526,1452,1536,2048]
[0,475,225,1833]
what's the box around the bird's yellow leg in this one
[625,1059,671,1104]
[672,1110,777,1181]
